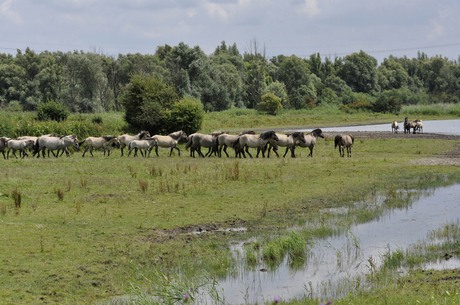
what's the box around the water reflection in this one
[218,184,460,304]
[286,119,460,136]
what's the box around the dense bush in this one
[120,75,179,135]
[36,100,69,122]
[258,93,282,115]
[168,97,204,135]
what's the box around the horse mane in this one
[292,132,304,138]
[103,136,117,142]
[260,131,275,140]
[209,131,228,136]
[238,130,256,136]
[168,130,183,141]
[139,130,150,139]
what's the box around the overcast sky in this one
[1,0,459,63]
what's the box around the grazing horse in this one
[217,131,256,158]
[267,132,306,158]
[0,137,11,159]
[34,135,80,158]
[80,136,120,157]
[297,128,325,157]
[232,131,279,158]
[127,138,158,157]
[118,130,150,157]
[151,130,188,157]
[7,139,35,159]
[334,134,354,158]
[391,121,399,133]
[185,133,219,158]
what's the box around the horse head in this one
[312,129,324,138]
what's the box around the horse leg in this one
[223,145,230,158]
[272,146,279,158]
[90,147,94,157]
[22,149,28,158]
[290,147,296,158]
[308,147,313,157]
[1,151,5,159]
[120,145,125,157]
[82,147,89,157]
[245,146,253,158]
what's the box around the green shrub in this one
[36,100,69,122]
[258,93,282,115]
[168,97,204,135]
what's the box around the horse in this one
[266,132,306,158]
[334,134,354,158]
[217,131,256,158]
[404,117,418,134]
[34,135,80,158]
[79,136,120,157]
[416,120,423,133]
[391,121,399,133]
[127,138,158,157]
[232,131,279,158]
[117,130,150,157]
[185,133,219,158]
[0,137,11,159]
[151,130,188,157]
[18,134,57,155]
[297,128,325,157]
[7,139,35,159]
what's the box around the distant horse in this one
[128,138,158,157]
[391,121,399,133]
[404,117,418,134]
[7,139,35,159]
[217,131,256,158]
[0,137,11,159]
[334,134,354,158]
[34,135,80,158]
[416,120,423,133]
[19,134,57,155]
[267,132,306,158]
[185,133,219,158]
[297,128,325,157]
[151,130,188,157]
[232,131,279,158]
[118,130,151,157]
[80,136,120,157]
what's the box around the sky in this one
[1,0,460,64]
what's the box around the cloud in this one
[427,22,444,39]
[1,0,23,23]
[295,0,321,18]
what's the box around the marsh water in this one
[217,184,460,304]
[286,119,460,135]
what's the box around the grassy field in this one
[1,109,460,304]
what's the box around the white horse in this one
[80,136,120,157]
[217,131,255,158]
[232,131,279,158]
[7,139,35,159]
[118,130,150,157]
[296,128,325,157]
[416,120,423,133]
[128,138,158,157]
[267,132,306,158]
[151,130,188,157]
[34,135,80,158]
[391,121,399,133]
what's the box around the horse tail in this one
[184,136,193,151]
[334,135,341,149]
[33,139,40,154]
[78,139,86,147]
[231,138,240,148]
[350,134,354,145]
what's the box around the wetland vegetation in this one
[1,109,460,304]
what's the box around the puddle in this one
[191,227,247,235]
[217,184,460,304]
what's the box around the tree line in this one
[1,40,459,115]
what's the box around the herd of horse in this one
[0,128,343,159]
[392,117,424,134]
[0,117,427,160]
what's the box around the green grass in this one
[1,108,460,304]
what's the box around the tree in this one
[120,75,179,135]
[337,50,378,93]
[168,97,204,135]
[258,93,282,115]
